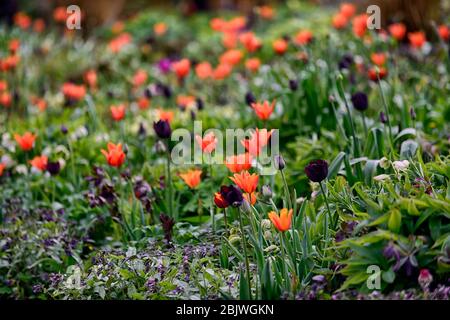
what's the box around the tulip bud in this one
[418,269,433,290]
[153,120,171,139]
[261,219,272,229]
[60,125,68,135]
[380,111,387,124]
[196,97,204,110]
[305,159,328,182]
[261,185,273,199]
[155,140,167,154]
[245,91,256,107]
[409,107,416,120]
[274,155,285,170]
[379,157,390,169]
[351,91,368,111]
[289,79,298,91]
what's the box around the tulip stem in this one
[319,182,331,244]
[238,208,252,299]
[376,75,394,151]
[165,142,174,219]
[280,169,292,210]
[223,207,229,235]
[361,113,368,137]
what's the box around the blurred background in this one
[1,0,449,32]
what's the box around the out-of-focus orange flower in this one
[257,5,275,20]
[53,6,68,23]
[225,16,246,33]
[210,17,226,32]
[0,55,20,71]
[101,142,126,167]
[222,31,238,49]
[219,49,242,66]
[138,97,151,110]
[230,170,258,194]
[368,67,388,81]
[0,80,7,92]
[0,92,12,107]
[245,58,261,72]
[408,31,426,48]
[195,62,213,79]
[33,18,46,33]
[30,155,48,171]
[14,132,36,151]
[332,13,348,29]
[294,30,313,45]
[268,208,293,232]
[251,100,275,120]
[154,22,168,36]
[173,59,191,79]
[388,23,407,40]
[177,95,196,109]
[179,169,202,189]
[213,63,232,80]
[62,83,86,101]
[239,32,262,52]
[133,69,147,87]
[9,39,20,53]
[111,21,124,34]
[84,69,97,89]
[241,128,274,156]
[371,52,386,66]
[158,109,174,123]
[243,192,257,205]
[273,39,288,55]
[352,14,368,38]
[110,104,126,121]
[108,33,132,53]
[214,192,228,208]
[438,25,450,41]
[340,3,356,18]
[196,132,218,153]
[14,12,31,29]
[33,97,47,112]
[0,163,5,176]
[225,153,253,173]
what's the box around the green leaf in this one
[382,268,396,284]
[388,209,402,233]
[327,151,346,180]
[400,139,418,159]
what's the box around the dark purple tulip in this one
[351,92,368,111]
[380,111,387,124]
[153,120,171,139]
[245,91,256,107]
[220,185,243,207]
[305,159,328,182]
[274,154,286,170]
[160,213,175,242]
[196,97,204,110]
[46,161,61,176]
[338,54,354,69]
[60,125,68,135]
[289,79,298,91]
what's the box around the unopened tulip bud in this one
[261,185,273,199]
[274,155,286,170]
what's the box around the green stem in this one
[377,75,394,151]
[238,208,252,299]
[319,182,332,245]
[165,142,174,219]
[280,169,292,210]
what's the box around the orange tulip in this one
[241,128,274,156]
[196,132,217,153]
[408,31,426,49]
[53,6,67,23]
[332,13,348,29]
[9,39,20,53]
[258,5,275,20]
[101,142,126,167]
[225,153,253,173]
[352,14,368,38]
[154,22,167,36]
[0,80,7,92]
[33,97,47,112]
[0,92,12,108]
[222,32,238,49]
[177,95,196,109]
[133,69,147,87]
[268,208,293,232]
[294,30,313,45]
[239,32,262,53]
[179,169,202,189]
[210,17,226,32]
[62,83,86,101]
[251,100,275,120]
[243,192,257,205]
[340,3,356,18]
[388,23,406,40]
[14,12,31,29]
[370,53,386,66]
[213,63,232,80]
[108,33,132,53]
[438,25,450,41]
[245,58,261,72]
[230,170,259,194]
[273,39,288,55]
[14,132,36,151]
[195,62,213,79]
[33,18,46,33]
[30,155,48,171]
[110,104,126,121]
[173,59,191,79]
[368,67,387,81]
[0,163,5,176]
[0,55,20,71]
[219,49,242,66]
[84,69,97,89]
[158,109,174,123]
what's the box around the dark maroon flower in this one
[274,155,286,170]
[351,92,368,111]
[46,161,61,176]
[245,91,256,107]
[160,213,175,243]
[305,159,328,182]
[220,185,243,207]
[289,79,298,91]
[153,120,171,139]
[380,111,387,124]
